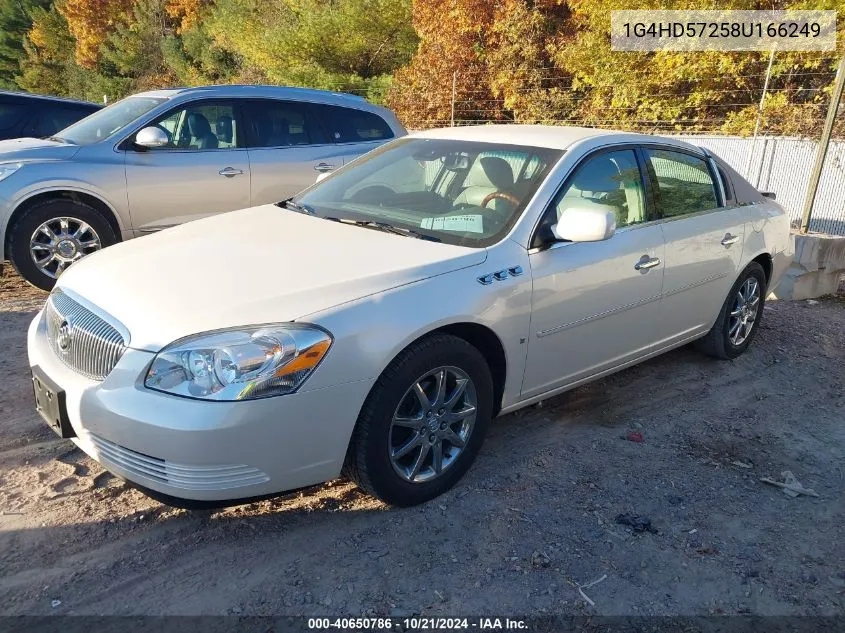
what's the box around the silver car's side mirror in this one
[134,126,169,149]
[552,204,616,242]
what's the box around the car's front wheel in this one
[695,261,767,360]
[8,199,117,290]
[344,333,493,506]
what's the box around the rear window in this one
[314,104,393,143]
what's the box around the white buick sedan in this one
[27,125,791,507]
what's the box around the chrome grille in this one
[45,289,127,380]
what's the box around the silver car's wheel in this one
[389,366,477,483]
[29,216,103,280]
[728,277,761,346]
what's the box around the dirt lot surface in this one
[1,266,843,618]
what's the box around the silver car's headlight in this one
[144,324,332,401]
[0,162,23,183]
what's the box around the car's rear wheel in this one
[695,261,767,360]
[8,199,116,290]
[344,333,493,506]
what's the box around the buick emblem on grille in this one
[56,317,73,353]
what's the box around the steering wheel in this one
[480,191,520,208]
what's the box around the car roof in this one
[0,90,100,108]
[131,85,372,107]
[411,124,705,154]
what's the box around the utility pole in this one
[800,54,845,234]
[745,48,776,179]
[451,71,457,127]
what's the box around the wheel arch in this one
[4,189,123,259]
[367,321,509,419]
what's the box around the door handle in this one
[218,167,244,177]
[721,233,739,246]
[634,255,661,271]
[314,162,335,173]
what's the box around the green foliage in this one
[0,0,50,89]
[206,0,417,97]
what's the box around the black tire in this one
[8,198,117,291]
[694,262,767,360]
[343,333,494,506]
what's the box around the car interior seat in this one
[215,115,234,148]
[453,156,517,212]
[187,112,218,149]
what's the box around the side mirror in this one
[134,126,169,149]
[551,204,616,243]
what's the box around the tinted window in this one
[0,101,26,131]
[27,105,96,137]
[646,149,718,217]
[550,149,646,229]
[246,100,327,147]
[315,105,393,143]
[150,102,240,150]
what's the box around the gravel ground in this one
[1,266,843,618]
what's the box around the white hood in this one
[57,205,487,351]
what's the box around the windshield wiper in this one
[44,136,68,144]
[325,217,440,242]
[278,198,317,215]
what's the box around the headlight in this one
[144,324,332,401]
[0,162,22,183]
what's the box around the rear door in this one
[311,103,397,166]
[124,99,251,232]
[242,99,342,205]
[644,146,746,345]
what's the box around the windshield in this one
[294,138,562,247]
[56,96,166,145]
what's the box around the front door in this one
[125,99,251,233]
[522,148,666,398]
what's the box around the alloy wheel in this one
[389,366,477,483]
[29,217,102,279]
[728,277,761,346]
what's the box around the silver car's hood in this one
[0,137,81,162]
[56,205,487,351]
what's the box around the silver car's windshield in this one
[56,96,166,145]
[294,138,562,247]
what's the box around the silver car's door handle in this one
[314,162,335,173]
[219,167,244,177]
[634,256,661,271]
[721,233,739,246]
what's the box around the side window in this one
[550,149,646,230]
[246,100,327,148]
[645,149,719,217]
[0,101,27,132]
[150,102,239,150]
[315,105,393,143]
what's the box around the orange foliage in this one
[58,0,131,68]
[388,0,499,129]
[165,0,205,34]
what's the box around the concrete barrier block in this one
[770,232,845,300]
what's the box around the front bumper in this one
[27,311,373,504]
